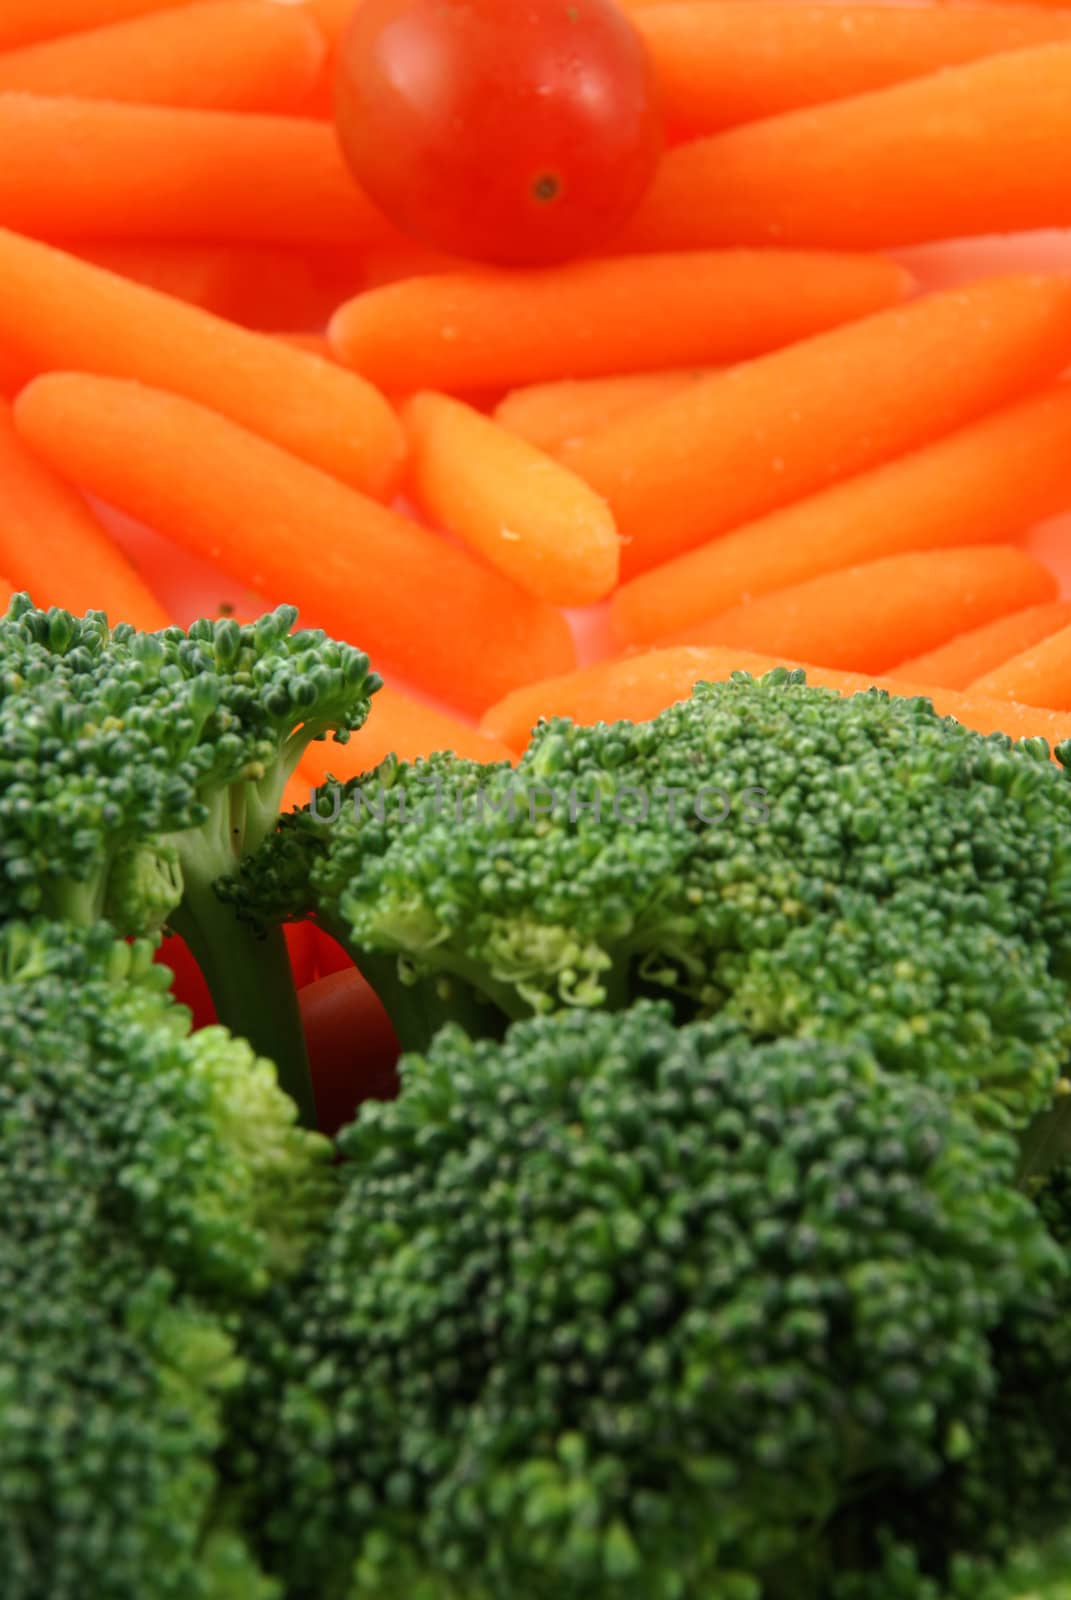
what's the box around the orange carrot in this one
[0,95,392,245]
[359,241,469,290]
[69,242,361,331]
[0,579,12,614]
[481,645,1071,756]
[0,345,33,397]
[0,230,403,498]
[0,4,326,113]
[301,684,515,788]
[970,623,1071,709]
[637,4,1071,136]
[329,250,911,392]
[276,333,336,359]
[0,0,203,50]
[0,399,168,629]
[889,602,1071,691]
[403,392,620,607]
[494,369,714,455]
[563,274,1071,578]
[620,42,1071,252]
[304,0,357,46]
[14,374,576,715]
[664,546,1057,674]
[611,383,1071,647]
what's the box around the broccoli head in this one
[232,670,1071,1136]
[238,1002,1057,1600]
[0,594,380,1119]
[0,919,334,1600]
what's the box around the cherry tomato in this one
[299,967,401,1135]
[155,932,217,1030]
[333,0,663,265]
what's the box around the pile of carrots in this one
[4,0,1071,808]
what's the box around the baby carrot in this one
[666,546,1058,674]
[481,646,1071,756]
[494,369,713,455]
[0,230,403,499]
[301,684,515,789]
[637,4,1071,136]
[275,334,336,360]
[0,0,202,49]
[971,624,1071,710]
[563,274,1071,578]
[890,602,1071,691]
[403,392,620,607]
[610,383,1071,647]
[14,374,576,716]
[329,250,911,393]
[0,4,326,113]
[70,243,361,331]
[621,42,1071,252]
[0,95,392,246]
[304,0,357,46]
[0,400,168,630]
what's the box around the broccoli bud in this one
[0,919,335,1600]
[239,1003,1056,1600]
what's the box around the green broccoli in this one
[0,595,380,1119]
[826,1159,1071,1599]
[829,1528,1071,1600]
[0,918,335,1600]
[231,669,1071,1139]
[234,1002,1057,1600]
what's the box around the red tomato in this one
[155,933,217,1030]
[299,967,401,1136]
[333,0,663,265]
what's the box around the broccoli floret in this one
[829,1528,1071,1600]
[233,670,1071,1135]
[237,1002,1057,1600]
[223,750,518,1048]
[0,919,334,1600]
[0,595,380,1120]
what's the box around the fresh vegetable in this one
[636,1,1071,137]
[0,917,333,1600]
[331,0,662,264]
[0,595,380,1122]
[234,1003,1066,1599]
[971,621,1071,710]
[71,242,362,333]
[12,374,576,714]
[0,94,394,245]
[297,967,400,1136]
[0,2,327,112]
[0,398,168,629]
[621,41,1071,251]
[664,545,1058,672]
[327,249,911,392]
[299,683,515,786]
[891,602,1071,691]
[562,274,1071,577]
[0,0,202,50]
[0,229,402,498]
[481,647,1071,753]
[231,671,1071,1140]
[403,391,621,607]
[611,383,1071,648]
[494,367,714,455]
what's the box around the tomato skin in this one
[333,0,663,265]
[299,967,401,1136]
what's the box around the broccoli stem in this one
[170,886,317,1130]
[357,952,510,1053]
